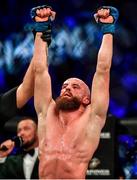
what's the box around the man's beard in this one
[22,137,36,150]
[55,96,81,112]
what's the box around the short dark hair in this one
[17,116,38,125]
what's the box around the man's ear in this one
[83,97,90,105]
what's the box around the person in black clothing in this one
[0,116,39,179]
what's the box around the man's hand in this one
[94,8,113,24]
[94,6,119,34]
[35,7,56,22]
[30,5,56,45]
[0,140,15,158]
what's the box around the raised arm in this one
[33,32,52,114]
[17,6,56,112]
[91,7,119,127]
[29,6,56,140]
[31,6,55,115]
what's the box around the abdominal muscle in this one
[39,149,88,179]
[38,135,96,179]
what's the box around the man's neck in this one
[24,142,38,152]
[58,106,85,127]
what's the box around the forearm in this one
[16,30,46,110]
[33,33,52,114]
[16,61,34,108]
[17,32,48,109]
[91,34,112,118]
[96,34,113,73]
[33,33,48,73]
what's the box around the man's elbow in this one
[96,61,111,73]
[33,61,48,74]
[16,85,33,109]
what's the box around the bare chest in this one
[45,119,86,151]
[39,114,97,161]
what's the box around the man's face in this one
[56,78,90,111]
[17,119,37,149]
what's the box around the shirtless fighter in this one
[30,5,119,179]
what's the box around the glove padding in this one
[96,6,119,34]
[30,5,52,46]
